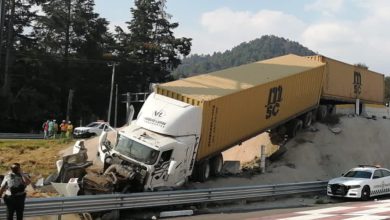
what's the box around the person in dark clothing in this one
[0,163,31,220]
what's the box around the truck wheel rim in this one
[216,158,223,173]
[205,164,210,179]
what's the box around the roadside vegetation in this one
[0,139,74,181]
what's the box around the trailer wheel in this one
[317,105,328,121]
[287,119,303,138]
[198,160,211,182]
[301,112,313,128]
[311,109,318,122]
[210,154,223,176]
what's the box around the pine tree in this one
[0,0,43,128]
[31,0,114,123]
[116,0,192,90]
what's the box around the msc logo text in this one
[353,71,362,95]
[265,86,283,119]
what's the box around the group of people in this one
[42,119,73,139]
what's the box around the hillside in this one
[172,35,316,78]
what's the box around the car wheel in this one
[361,185,371,200]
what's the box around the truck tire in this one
[311,109,318,122]
[197,160,211,182]
[287,119,302,138]
[317,105,328,121]
[301,112,313,128]
[210,154,223,176]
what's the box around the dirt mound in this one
[192,116,390,188]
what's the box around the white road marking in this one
[342,215,389,220]
[279,214,334,220]
[377,199,390,203]
[349,207,390,215]
[297,206,356,214]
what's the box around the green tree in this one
[173,35,316,77]
[0,0,44,131]
[116,0,192,91]
[32,0,114,122]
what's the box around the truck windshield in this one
[115,135,159,165]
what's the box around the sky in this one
[94,0,390,75]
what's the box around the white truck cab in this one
[98,93,202,191]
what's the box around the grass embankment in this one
[0,139,74,180]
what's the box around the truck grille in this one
[330,184,348,196]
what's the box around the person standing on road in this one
[60,120,68,138]
[42,120,49,139]
[0,163,31,220]
[48,120,54,138]
[53,120,58,139]
[66,121,73,139]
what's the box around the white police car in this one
[328,165,390,200]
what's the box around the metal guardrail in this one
[0,133,43,139]
[0,181,327,218]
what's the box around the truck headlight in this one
[105,156,113,164]
[348,185,361,189]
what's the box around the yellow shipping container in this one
[156,54,325,161]
[306,55,384,104]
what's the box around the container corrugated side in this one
[307,55,384,104]
[196,66,324,160]
[157,54,325,103]
[359,68,384,104]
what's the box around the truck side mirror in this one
[128,105,135,125]
[167,160,177,175]
[99,131,109,153]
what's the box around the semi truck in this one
[54,54,384,194]
[90,54,326,192]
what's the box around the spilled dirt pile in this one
[194,116,390,188]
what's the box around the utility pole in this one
[2,0,15,96]
[107,63,116,125]
[0,0,6,78]
[114,84,118,128]
[126,92,131,124]
[65,0,71,59]
[66,89,74,122]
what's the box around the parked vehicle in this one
[327,165,390,200]
[73,122,107,138]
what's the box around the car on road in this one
[73,122,107,138]
[327,165,390,200]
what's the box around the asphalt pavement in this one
[167,199,390,220]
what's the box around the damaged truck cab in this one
[98,93,201,191]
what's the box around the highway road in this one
[169,199,390,220]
